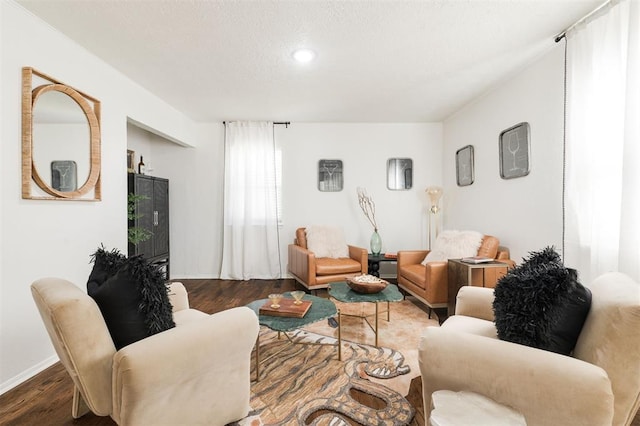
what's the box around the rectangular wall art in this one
[318,159,343,191]
[455,145,474,186]
[499,122,530,179]
[387,158,413,190]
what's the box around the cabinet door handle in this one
[154,211,158,226]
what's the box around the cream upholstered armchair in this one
[397,233,512,319]
[31,278,259,426]
[288,226,367,291]
[419,272,640,426]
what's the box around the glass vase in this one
[370,230,382,256]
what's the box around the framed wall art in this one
[318,159,343,191]
[387,158,413,190]
[499,122,530,179]
[51,160,78,192]
[455,145,474,186]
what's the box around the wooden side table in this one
[447,259,508,316]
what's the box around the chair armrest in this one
[167,281,189,312]
[288,243,316,285]
[347,245,368,273]
[495,259,516,269]
[111,307,260,425]
[495,247,515,269]
[454,286,495,321]
[419,327,614,426]
[398,250,429,266]
[424,262,448,303]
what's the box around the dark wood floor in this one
[0,279,425,426]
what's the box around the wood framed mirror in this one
[22,67,101,200]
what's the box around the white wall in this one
[0,1,200,393]
[442,44,565,263]
[140,122,442,280]
[140,123,226,279]
[278,123,442,276]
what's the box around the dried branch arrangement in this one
[357,187,378,231]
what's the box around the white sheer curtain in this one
[220,121,282,279]
[564,0,640,283]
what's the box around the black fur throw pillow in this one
[493,246,591,355]
[87,245,126,294]
[88,247,175,349]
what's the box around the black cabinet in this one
[128,174,170,278]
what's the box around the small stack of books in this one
[383,253,397,259]
[460,256,494,264]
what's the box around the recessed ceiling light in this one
[292,48,316,63]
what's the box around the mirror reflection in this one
[32,90,90,192]
[387,158,413,190]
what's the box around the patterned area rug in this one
[235,297,439,426]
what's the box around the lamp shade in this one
[426,186,443,207]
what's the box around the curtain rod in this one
[223,121,290,128]
[555,0,612,42]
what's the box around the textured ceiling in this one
[17,0,601,123]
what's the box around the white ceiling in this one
[17,0,601,123]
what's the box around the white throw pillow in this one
[422,230,484,265]
[305,226,349,258]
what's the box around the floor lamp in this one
[426,186,443,250]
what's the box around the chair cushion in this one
[315,257,362,275]
[88,248,175,349]
[422,230,483,264]
[400,264,427,290]
[430,390,526,426]
[493,247,591,355]
[306,225,349,258]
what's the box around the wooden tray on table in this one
[259,299,312,318]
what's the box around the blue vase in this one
[370,230,382,255]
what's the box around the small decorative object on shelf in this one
[127,150,135,173]
[347,274,388,294]
[138,156,146,175]
[357,187,382,255]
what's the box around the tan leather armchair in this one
[419,272,640,426]
[397,235,512,317]
[31,278,259,426]
[288,227,367,290]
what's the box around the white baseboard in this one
[0,355,59,396]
